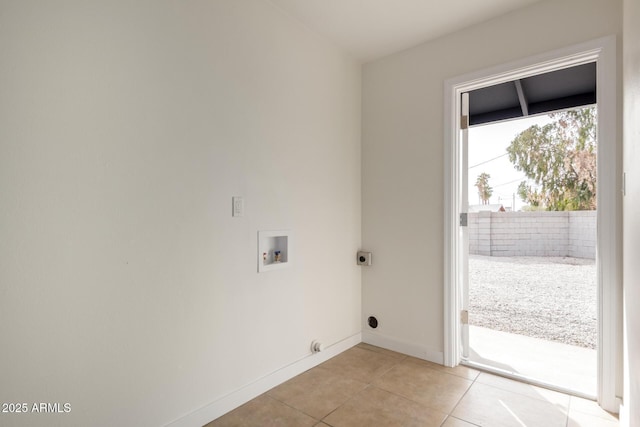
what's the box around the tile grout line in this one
[441,415,482,427]
[358,349,483,419]
[403,356,482,382]
[565,396,571,427]
[450,372,577,427]
[448,370,484,427]
[370,355,474,421]
[318,350,448,425]
[471,368,577,409]
[263,394,323,424]
[319,383,374,427]
[317,346,410,426]
[444,368,481,425]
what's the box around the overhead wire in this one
[492,177,526,187]
[468,153,509,169]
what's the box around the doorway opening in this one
[466,107,598,398]
[443,37,620,412]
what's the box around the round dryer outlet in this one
[367,316,379,329]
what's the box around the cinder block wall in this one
[469,211,596,259]
[568,211,597,259]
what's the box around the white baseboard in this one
[362,330,443,365]
[165,333,362,427]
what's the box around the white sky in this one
[468,114,553,211]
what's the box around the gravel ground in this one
[469,255,597,349]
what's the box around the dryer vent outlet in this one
[368,316,379,329]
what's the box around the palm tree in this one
[475,172,493,205]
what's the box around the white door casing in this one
[460,92,470,361]
[443,36,621,412]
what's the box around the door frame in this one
[443,36,621,412]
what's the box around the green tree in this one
[475,172,493,205]
[507,106,597,211]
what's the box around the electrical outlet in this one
[357,251,372,266]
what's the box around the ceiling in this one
[269,0,545,62]
[268,1,595,124]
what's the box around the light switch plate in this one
[232,196,244,217]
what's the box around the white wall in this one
[0,1,361,426]
[622,0,640,424]
[362,0,621,362]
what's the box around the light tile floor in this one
[204,343,619,427]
